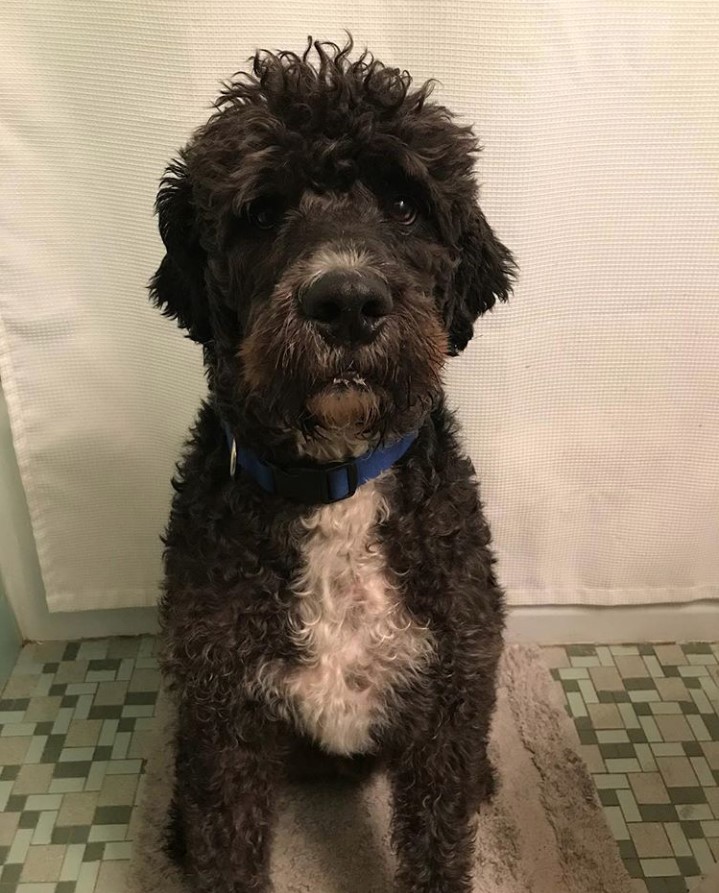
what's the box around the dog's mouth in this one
[307,372,380,430]
[331,372,368,390]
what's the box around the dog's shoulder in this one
[383,401,504,630]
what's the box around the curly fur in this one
[151,37,514,893]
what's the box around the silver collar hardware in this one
[229,437,237,478]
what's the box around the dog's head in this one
[151,40,514,457]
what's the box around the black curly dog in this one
[151,38,515,893]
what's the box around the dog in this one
[150,38,515,893]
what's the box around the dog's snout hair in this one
[300,244,383,294]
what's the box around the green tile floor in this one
[0,638,155,893]
[545,643,719,893]
[0,638,717,892]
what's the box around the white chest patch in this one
[270,480,433,755]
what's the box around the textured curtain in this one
[1,1,717,612]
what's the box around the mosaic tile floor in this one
[0,638,717,892]
[0,638,157,893]
[545,643,719,893]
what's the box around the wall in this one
[0,572,21,681]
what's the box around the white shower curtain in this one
[1,0,717,612]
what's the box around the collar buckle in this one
[268,458,359,504]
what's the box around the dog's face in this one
[152,42,514,453]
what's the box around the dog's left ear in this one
[446,207,515,355]
[149,156,212,344]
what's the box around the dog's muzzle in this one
[299,270,393,346]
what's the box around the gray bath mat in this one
[129,645,633,892]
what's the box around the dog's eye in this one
[387,196,418,227]
[245,197,284,231]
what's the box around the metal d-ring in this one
[229,438,237,478]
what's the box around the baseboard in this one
[506,601,719,644]
[23,607,159,643]
[20,601,719,645]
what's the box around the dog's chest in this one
[279,481,432,755]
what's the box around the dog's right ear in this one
[149,157,212,344]
[445,206,515,356]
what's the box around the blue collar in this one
[223,424,417,505]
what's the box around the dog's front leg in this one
[390,743,477,893]
[170,706,278,893]
[389,665,498,893]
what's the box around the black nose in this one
[299,270,393,345]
